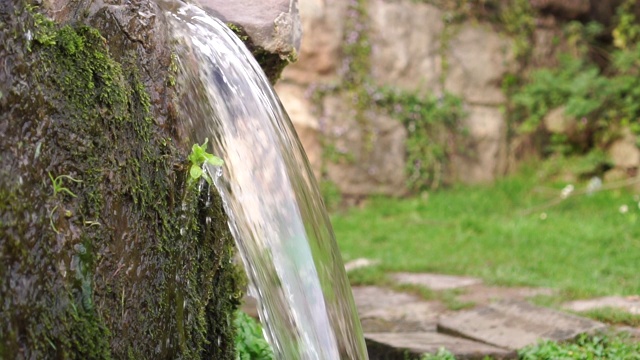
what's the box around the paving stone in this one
[365,332,516,360]
[457,284,555,305]
[353,286,445,332]
[352,286,423,313]
[361,316,435,334]
[563,296,640,315]
[392,273,482,290]
[438,300,606,350]
[361,301,444,333]
[345,258,380,272]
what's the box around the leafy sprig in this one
[188,138,223,184]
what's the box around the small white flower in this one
[619,205,629,214]
[561,184,574,199]
[540,212,547,220]
[586,177,602,195]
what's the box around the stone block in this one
[198,0,301,59]
[392,273,482,291]
[366,332,515,360]
[438,300,606,350]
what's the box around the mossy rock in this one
[0,2,241,358]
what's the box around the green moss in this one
[1,4,240,359]
[167,53,179,87]
[226,23,249,42]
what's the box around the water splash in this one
[158,1,369,359]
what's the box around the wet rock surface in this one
[0,1,289,358]
[198,0,301,57]
[197,0,301,83]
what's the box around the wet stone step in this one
[437,300,607,350]
[365,332,516,360]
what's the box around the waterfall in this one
[158,1,369,358]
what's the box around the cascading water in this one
[158,1,369,358]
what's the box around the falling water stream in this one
[158,1,369,358]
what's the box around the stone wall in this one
[276,0,516,198]
[277,0,640,198]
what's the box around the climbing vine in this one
[374,88,466,191]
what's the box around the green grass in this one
[332,159,640,301]
[580,307,640,328]
[519,333,640,359]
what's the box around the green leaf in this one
[190,165,203,179]
[204,153,224,166]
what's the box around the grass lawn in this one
[331,159,640,302]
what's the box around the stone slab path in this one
[242,271,640,359]
[350,273,633,359]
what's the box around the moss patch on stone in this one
[1,3,240,359]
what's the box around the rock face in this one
[0,0,297,358]
[198,0,301,82]
[200,0,301,55]
[369,0,444,94]
[321,95,408,197]
[543,106,576,134]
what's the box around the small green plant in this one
[613,0,640,50]
[519,333,640,359]
[513,49,640,155]
[420,348,457,360]
[234,310,274,360]
[47,172,82,233]
[500,0,536,60]
[187,138,223,185]
[511,3,640,156]
[48,172,82,198]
